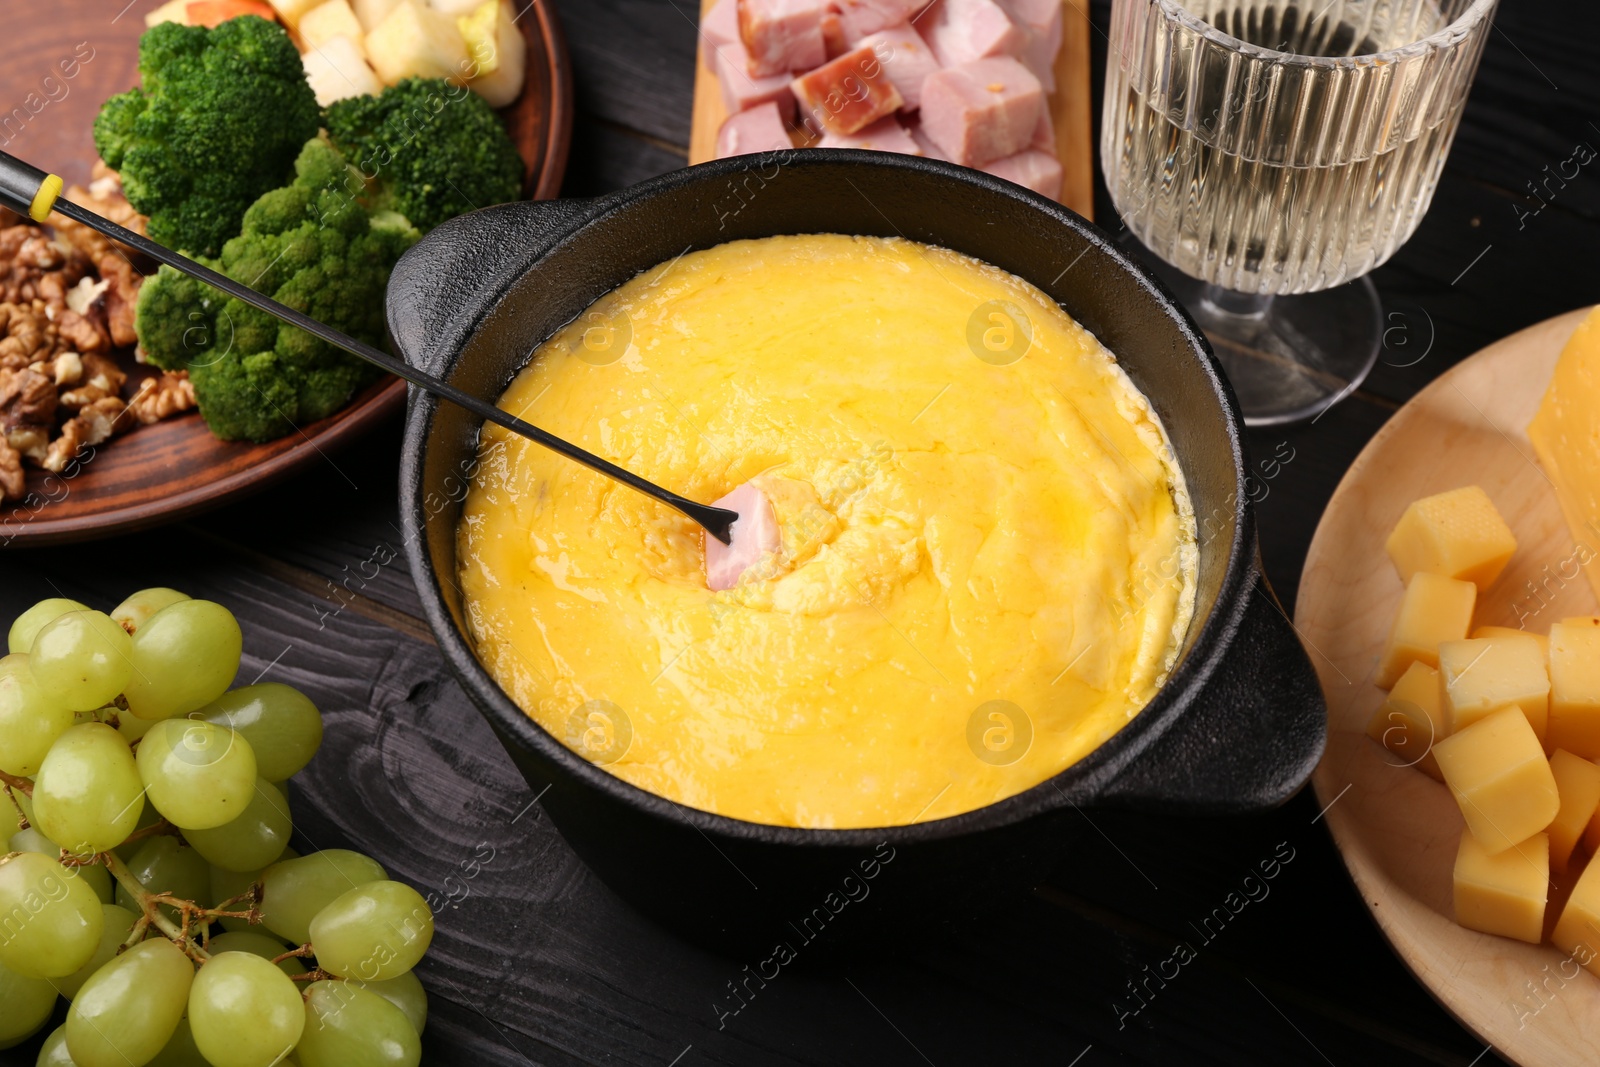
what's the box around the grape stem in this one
[0,771,33,797]
[118,816,180,847]
[102,851,213,962]
[272,944,316,965]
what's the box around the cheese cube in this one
[300,0,366,49]
[1550,619,1600,759]
[1366,661,1446,781]
[1375,572,1475,689]
[1553,845,1600,974]
[1529,307,1600,603]
[1433,706,1560,854]
[1454,830,1548,943]
[1548,749,1600,873]
[1473,625,1549,658]
[1438,635,1549,739]
[1385,486,1517,589]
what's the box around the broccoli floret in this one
[136,137,420,442]
[94,17,321,257]
[325,77,524,233]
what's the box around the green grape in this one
[183,779,291,872]
[189,951,305,1067]
[0,957,57,1049]
[146,1017,210,1067]
[345,971,427,1035]
[0,851,103,978]
[122,601,242,721]
[32,723,145,854]
[0,655,74,777]
[258,850,386,946]
[113,804,165,862]
[197,684,323,782]
[308,880,433,981]
[206,931,306,977]
[8,828,113,904]
[8,598,89,655]
[66,937,192,1067]
[211,846,296,933]
[298,980,421,1067]
[116,837,211,926]
[36,1025,77,1065]
[137,719,257,830]
[29,612,133,713]
[49,904,139,1000]
[110,589,191,636]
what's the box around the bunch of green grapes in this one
[0,591,434,1067]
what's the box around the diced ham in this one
[700,0,741,67]
[920,56,1042,165]
[791,44,904,136]
[856,23,941,111]
[906,117,950,160]
[917,0,1023,67]
[705,483,781,591]
[717,101,796,157]
[1000,0,1062,91]
[1030,103,1054,152]
[817,115,922,152]
[820,11,850,57]
[714,37,798,119]
[982,148,1063,199]
[739,0,828,76]
[831,0,927,39]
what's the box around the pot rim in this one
[399,150,1252,848]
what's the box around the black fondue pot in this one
[390,151,1326,951]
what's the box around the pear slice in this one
[463,0,525,107]
[300,0,367,50]
[302,34,383,105]
[366,0,470,84]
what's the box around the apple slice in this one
[366,0,470,84]
[462,0,525,107]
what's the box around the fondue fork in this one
[0,150,740,544]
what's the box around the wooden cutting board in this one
[1296,307,1600,1067]
[687,0,1095,221]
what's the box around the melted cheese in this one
[457,235,1196,828]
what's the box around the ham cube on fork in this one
[705,483,782,591]
[792,43,905,136]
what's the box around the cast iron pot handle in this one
[386,197,598,375]
[1098,566,1327,816]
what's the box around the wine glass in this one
[1102,0,1499,425]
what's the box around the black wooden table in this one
[4,2,1596,1064]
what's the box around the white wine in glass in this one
[1102,0,1498,424]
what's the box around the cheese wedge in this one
[1529,306,1600,601]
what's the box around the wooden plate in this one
[1296,307,1600,1067]
[0,0,573,546]
[686,0,1095,221]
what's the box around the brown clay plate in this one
[0,0,573,546]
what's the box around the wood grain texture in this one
[686,0,1096,220]
[1297,308,1600,1067]
[0,0,572,546]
